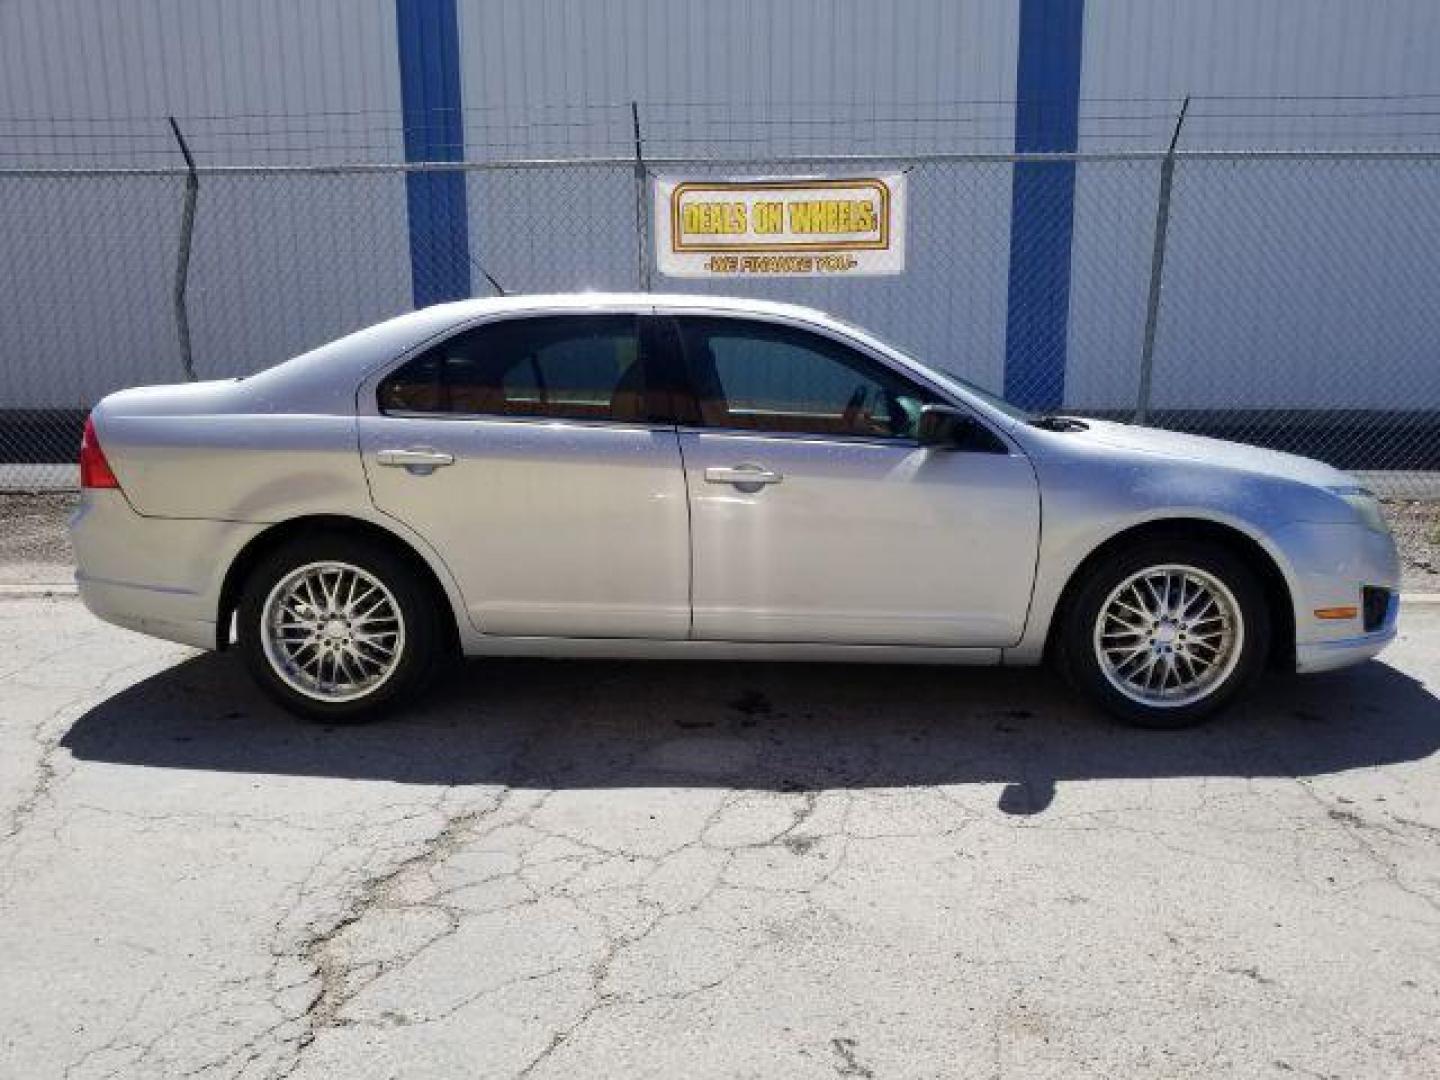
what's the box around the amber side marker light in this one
[1313,606,1359,621]
[79,415,121,490]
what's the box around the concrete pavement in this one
[1,594,1438,1078]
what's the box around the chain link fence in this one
[2,149,1438,493]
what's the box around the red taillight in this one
[79,415,121,489]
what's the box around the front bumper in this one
[1296,627,1398,673]
[1295,591,1400,673]
[1276,519,1401,674]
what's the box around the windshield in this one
[931,371,1037,423]
[790,313,1041,424]
[879,344,1038,423]
[821,314,1039,423]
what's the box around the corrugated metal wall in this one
[1071,0,1440,410]
[10,0,1438,158]
[2,1,1440,414]
[455,0,1019,156]
[0,0,412,405]
[1083,0,1440,149]
[0,0,403,164]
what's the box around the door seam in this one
[673,429,696,640]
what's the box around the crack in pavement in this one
[7,606,1440,1079]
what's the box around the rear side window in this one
[379,314,656,422]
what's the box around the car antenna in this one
[470,257,506,296]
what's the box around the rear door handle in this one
[375,447,455,471]
[704,464,783,488]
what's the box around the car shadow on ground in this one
[60,652,1440,815]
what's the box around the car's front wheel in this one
[237,533,443,722]
[1058,540,1270,728]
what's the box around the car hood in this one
[1067,419,1353,488]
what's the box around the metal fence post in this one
[167,116,199,382]
[1134,96,1190,424]
[631,101,651,291]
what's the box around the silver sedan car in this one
[70,293,1400,727]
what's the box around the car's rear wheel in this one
[1058,540,1270,728]
[237,534,442,722]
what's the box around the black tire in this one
[1056,539,1271,729]
[236,532,444,723]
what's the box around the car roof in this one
[420,291,845,324]
[245,293,857,410]
[240,290,1033,437]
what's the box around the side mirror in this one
[916,404,1006,452]
[918,404,974,448]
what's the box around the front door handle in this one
[375,447,455,472]
[704,464,783,489]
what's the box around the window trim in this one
[656,308,1011,452]
[673,423,930,450]
[356,303,1018,454]
[373,409,677,433]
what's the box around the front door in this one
[666,313,1040,647]
[360,311,691,639]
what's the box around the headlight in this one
[1329,486,1389,534]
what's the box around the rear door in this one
[664,312,1041,647]
[358,309,692,639]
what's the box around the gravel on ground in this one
[1386,500,1440,592]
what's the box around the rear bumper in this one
[69,490,264,651]
[76,575,219,650]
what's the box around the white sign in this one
[655,175,906,278]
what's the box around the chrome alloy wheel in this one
[260,561,406,703]
[1092,564,1244,708]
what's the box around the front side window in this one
[672,316,938,439]
[379,314,655,422]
